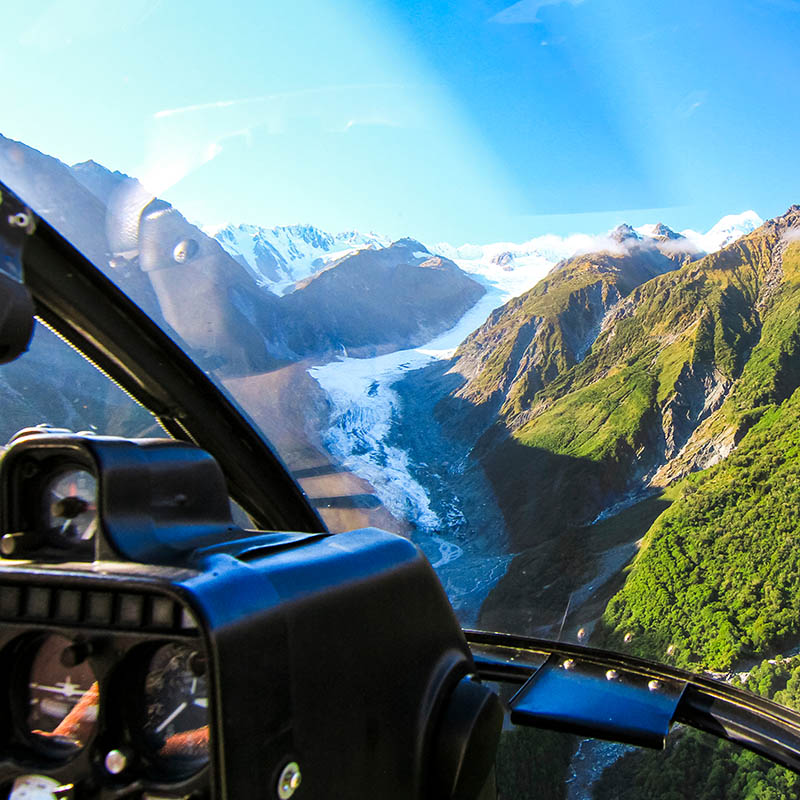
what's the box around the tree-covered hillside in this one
[597,386,800,670]
[446,229,697,433]
[593,658,800,800]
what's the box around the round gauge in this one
[142,643,209,768]
[26,634,98,751]
[43,468,97,545]
[8,774,64,800]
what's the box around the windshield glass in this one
[2,1,800,795]
[0,320,159,442]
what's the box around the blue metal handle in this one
[509,652,687,749]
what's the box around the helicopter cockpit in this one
[0,155,800,799]
[3,2,800,798]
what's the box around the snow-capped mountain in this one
[207,222,390,294]
[634,222,684,240]
[208,210,763,303]
[439,213,763,298]
[433,233,598,299]
[680,210,763,253]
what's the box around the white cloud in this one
[154,100,243,120]
[489,0,584,25]
[341,117,403,132]
[153,84,413,121]
[782,227,800,244]
[141,84,429,196]
[677,90,708,118]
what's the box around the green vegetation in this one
[736,656,800,706]
[727,283,800,414]
[593,658,800,800]
[593,730,799,800]
[509,237,771,466]
[473,214,800,796]
[597,386,800,670]
[514,366,657,462]
[453,244,683,413]
[495,727,574,800]
[478,216,800,639]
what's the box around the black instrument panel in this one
[0,432,487,800]
[0,575,211,799]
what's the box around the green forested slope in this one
[593,659,800,800]
[593,730,799,800]
[593,231,800,670]
[597,387,800,670]
[446,233,694,432]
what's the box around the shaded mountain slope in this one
[0,135,109,266]
[281,239,485,358]
[0,135,486,372]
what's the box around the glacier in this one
[250,209,762,619]
[308,286,511,532]
[307,262,563,620]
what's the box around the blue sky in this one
[1,0,799,244]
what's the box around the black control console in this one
[0,431,502,799]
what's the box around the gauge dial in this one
[27,634,98,750]
[8,774,64,800]
[142,643,209,767]
[43,468,97,545]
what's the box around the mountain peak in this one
[609,223,641,243]
[69,159,136,206]
[651,222,682,240]
[707,210,762,236]
[392,237,429,252]
[209,222,391,294]
[680,210,763,253]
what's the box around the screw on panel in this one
[0,533,25,556]
[277,761,302,799]
[104,749,128,775]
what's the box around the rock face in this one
[650,222,683,240]
[491,251,515,269]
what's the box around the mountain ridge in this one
[462,205,800,634]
